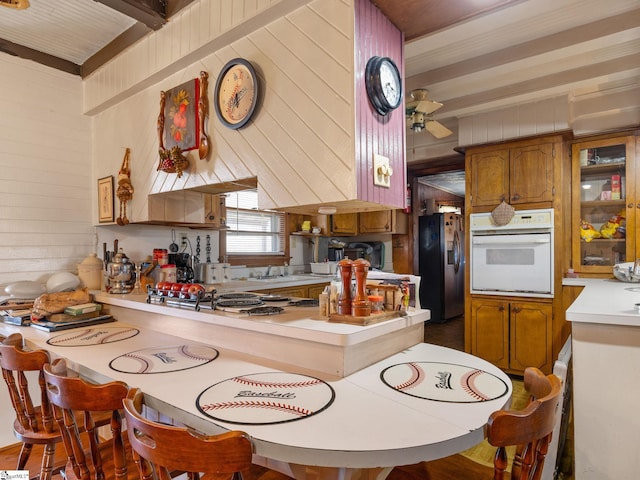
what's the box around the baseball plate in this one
[47,326,140,347]
[196,372,335,425]
[109,344,219,374]
[380,362,508,403]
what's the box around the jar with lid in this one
[77,253,103,290]
[107,248,134,294]
[160,264,177,283]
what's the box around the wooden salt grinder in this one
[337,258,354,315]
[352,258,371,317]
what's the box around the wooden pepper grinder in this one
[337,258,354,315]
[352,258,371,317]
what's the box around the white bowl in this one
[4,281,46,298]
[46,272,81,292]
[612,262,640,283]
[310,262,337,275]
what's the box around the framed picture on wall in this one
[98,176,114,223]
[160,78,200,152]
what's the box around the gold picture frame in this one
[98,176,114,223]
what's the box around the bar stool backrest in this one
[0,333,55,435]
[485,367,563,480]
[123,388,254,479]
[43,358,130,480]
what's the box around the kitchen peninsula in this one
[94,286,427,378]
[0,320,511,480]
[565,277,640,479]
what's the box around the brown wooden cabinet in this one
[470,297,553,374]
[468,141,556,208]
[204,194,225,228]
[570,134,636,275]
[358,210,393,233]
[331,213,359,235]
[308,283,330,298]
[263,283,329,299]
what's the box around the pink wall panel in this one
[354,0,406,209]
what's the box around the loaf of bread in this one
[31,288,91,320]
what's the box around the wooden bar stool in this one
[43,358,134,480]
[388,367,563,480]
[123,387,294,480]
[0,333,62,480]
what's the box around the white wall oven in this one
[470,209,554,298]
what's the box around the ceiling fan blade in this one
[425,120,453,139]
[416,100,443,115]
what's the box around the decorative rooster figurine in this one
[116,148,134,225]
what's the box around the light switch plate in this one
[373,154,391,188]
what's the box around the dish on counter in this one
[612,262,640,283]
[260,295,290,302]
[217,292,260,300]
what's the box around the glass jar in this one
[368,295,384,313]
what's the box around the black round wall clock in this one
[214,58,259,129]
[365,56,402,116]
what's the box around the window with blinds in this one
[225,190,285,255]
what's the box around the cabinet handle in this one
[512,306,521,313]
[498,305,505,312]
[511,193,520,201]
[628,203,634,208]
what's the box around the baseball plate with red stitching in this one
[109,344,219,374]
[380,362,508,403]
[47,326,140,347]
[196,372,335,425]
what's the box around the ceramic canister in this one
[77,253,103,290]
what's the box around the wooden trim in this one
[95,0,167,30]
[82,23,151,77]
[0,37,80,75]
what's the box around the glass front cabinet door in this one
[571,136,636,275]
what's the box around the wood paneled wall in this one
[354,0,406,207]
[0,55,93,285]
[91,0,366,217]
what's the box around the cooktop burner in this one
[217,293,260,300]
[215,298,264,308]
[288,299,319,307]
[239,306,284,316]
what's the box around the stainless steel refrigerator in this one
[418,213,465,323]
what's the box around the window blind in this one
[225,190,285,255]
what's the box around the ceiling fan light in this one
[411,112,425,132]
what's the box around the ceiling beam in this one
[406,8,640,91]
[81,22,151,78]
[95,0,167,30]
[0,37,80,75]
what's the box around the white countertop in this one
[564,277,640,327]
[201,274,336,292]
[0,321,511,473]
[95,292,429,347]
[94,289,429,377]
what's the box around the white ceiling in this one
[403,0,640,164]
[0,0,638,168]
[0,0,135,64]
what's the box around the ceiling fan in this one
[405,89,453,139]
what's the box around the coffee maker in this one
[327,238,345,261]
[169,253,194,283]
